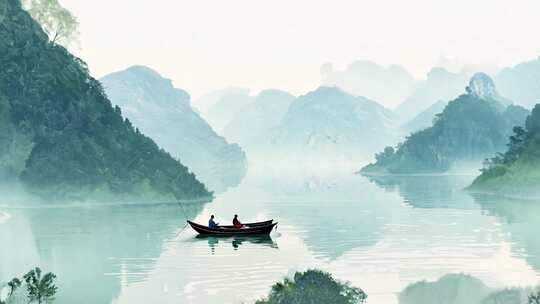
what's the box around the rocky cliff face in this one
[101,66,247,193]
[468,72,498,99]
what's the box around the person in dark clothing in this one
[232,214,244,228]
[208,215,219,228]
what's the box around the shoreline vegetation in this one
[0,268,57,304]
[469,104,540,196]
[3,269,539,304]
[255,270,540,304]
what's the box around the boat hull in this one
[187,220,277,236]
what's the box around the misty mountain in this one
[194,86,249,113]
[0,0,209,201]
[402,99,448,133]
[321,60,416,108]
[202,89,253,134]
[395,67,471,123]
[100,66,247,193]
[222,89,295,154]
[362,73,529,175]
[270,86,396,165]
[495,56,540,109]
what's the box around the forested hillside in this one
[469,104,540,196]
[361,73,529,175]
[101,66,247,193]
[0,0,210,201]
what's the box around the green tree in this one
[23,268,58,304]
[375,146,395,164]
[7,278,21,297]
[0,278,22,304]
[22,0,79,48]
[256,269,367,304]
[526,104,540,135]
[495,125,529,166]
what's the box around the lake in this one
[1,166,540,303]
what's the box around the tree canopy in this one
[470,103,540,194]
[256,269,367,304]
[22,0,79,48]
[23,268,57,304]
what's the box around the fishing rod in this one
[174,170,194,237]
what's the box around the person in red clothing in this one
[232,214,244,229]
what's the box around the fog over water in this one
[2,164,539,303]
[3,1,540,303]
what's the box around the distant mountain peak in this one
[125,65,161,76]
[311,86,344,94]
[122,65,175,86]
[467,72,498,100]
[426,67,452,79]
[102,65,190,107]
[320,60,415,108]
[256,89,294,100]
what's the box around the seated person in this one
[232,214,244,228]
[208,215,219,228]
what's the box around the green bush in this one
[256,269,367,304]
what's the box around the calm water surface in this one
[1,167,540,303]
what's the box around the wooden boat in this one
[219,219,273,228]
[187,220,277,236]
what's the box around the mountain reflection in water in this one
[2,169,540,304]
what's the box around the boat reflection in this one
[194,235,278,253]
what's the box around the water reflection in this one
[473,194,540,272]
[194,235,278,252]
[240,170,392,260]
[365,174,478,209]
[367,173,540,277]
[0,202,207,304]
[3,170,540,304]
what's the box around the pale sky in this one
[62,0,540,106]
